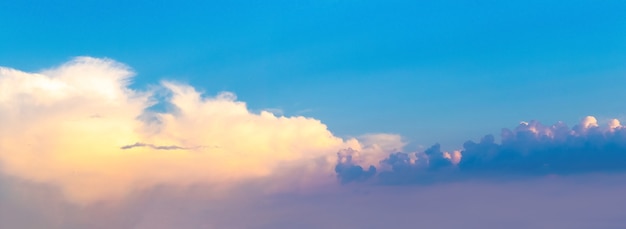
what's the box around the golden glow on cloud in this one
[443,150,462,165]
[0,57,397,204]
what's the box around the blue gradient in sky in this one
[2,0,626,149]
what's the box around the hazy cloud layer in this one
[3,173,626,229]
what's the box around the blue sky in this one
[2,0,626,148]
[6,1,626,228]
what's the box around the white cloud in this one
[0,57,398,204]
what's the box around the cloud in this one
[0,57,397,204]
[3,57,626,228]
[334,148,377,183]
[333,134,405,183]
[120,142,197,150]
[459,116,626,174]
[340,116,626,184]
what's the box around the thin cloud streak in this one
[120,142,202,150]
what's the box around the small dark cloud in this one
[120,142,192,150]
[334,148,376,184]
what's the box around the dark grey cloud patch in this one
[338,116,626,184]
[120,142,192,150]
[459,118,626,175]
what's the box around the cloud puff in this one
[339,116,626,184]
[333,134,405,183]
[0,57,397,204]
[334,148,377,183]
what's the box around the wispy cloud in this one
[120,142,197,150]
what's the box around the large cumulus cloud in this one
[0,57,397,204]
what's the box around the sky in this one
[2,0,626,228]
